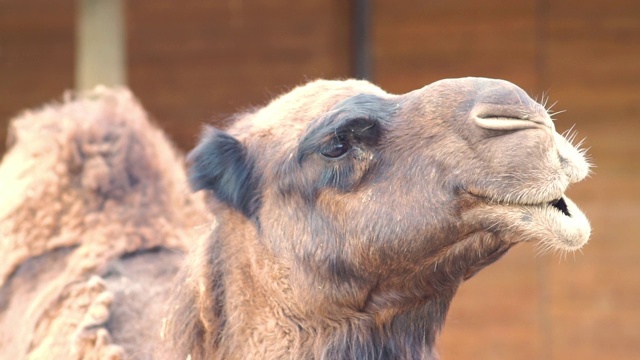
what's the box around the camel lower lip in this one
[523,195,590,251]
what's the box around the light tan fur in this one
[0,87,210,359]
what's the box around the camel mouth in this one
[519,194,590,251]
[465,192,590,252]
[549,197,571,217]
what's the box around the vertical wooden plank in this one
[439,245,546,360]
[545,2,640,357]
[0,0,74,156]
[126,0,351,151]
[352,0,373,80]
[76,0,126,90]
[371,0,538,94]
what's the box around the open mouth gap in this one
[550,197,571,217]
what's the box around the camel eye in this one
[321,140,351,158]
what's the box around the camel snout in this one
[554,132,591,183]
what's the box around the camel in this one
[170,77,591,359]
[0,78,590,360]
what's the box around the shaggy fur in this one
[0,78,590,360]
[0,87,209,359]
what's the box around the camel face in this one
[184,77,591,359]
[189,77,590,306]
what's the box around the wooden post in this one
[76,0,126,90]
[352,0,372,81]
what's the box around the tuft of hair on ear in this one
[187,126,259,218]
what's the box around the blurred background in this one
[1,0,639,359]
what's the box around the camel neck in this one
[309,295,452,360]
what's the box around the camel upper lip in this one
[495,196,573,218]
[466,190,570,214]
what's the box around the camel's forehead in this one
[231,77,539,144]
[231,79,389,136]
[273,77,537,120]
[421,77,523,92]
[411,77,536,107]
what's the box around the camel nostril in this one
[471,102,552,131]
[474,115,539,131]
[473,112,554,131]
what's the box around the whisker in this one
[549,109,566,118]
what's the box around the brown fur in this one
[169,78,590,359]
[0,87,210,359]
[0,78,590,360]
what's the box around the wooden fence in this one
[1,1,639,358]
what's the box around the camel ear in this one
[188,126,259,217]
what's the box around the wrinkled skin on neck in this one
[173,77,590,360]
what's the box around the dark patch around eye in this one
[296,94,395,163]
[277,94,395,202]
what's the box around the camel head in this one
[185,77,590,359]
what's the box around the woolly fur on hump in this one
[0,86,209,359]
